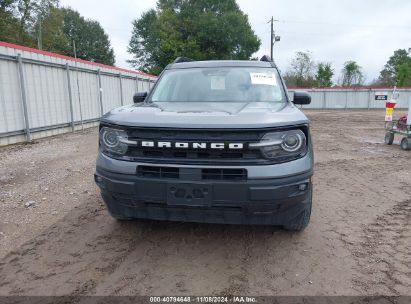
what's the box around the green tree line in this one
[284,49,411,88]
[1,0,410,85]
[283,51,364,88]
[378,49,411,87]
[0,0,115,65]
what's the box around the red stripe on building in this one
[0,41,157,78]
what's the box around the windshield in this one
[149,67,286,104]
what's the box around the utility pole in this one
[37,16,42,50]
[269,17,280,59]
[73,40,84,131]
[270,17,273,59]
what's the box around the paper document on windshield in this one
[250,72,277,86]
[210,76,226,90]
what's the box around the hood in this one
[101,101,309,128]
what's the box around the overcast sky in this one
[60,0,411,82]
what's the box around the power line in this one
[278,19,411,29]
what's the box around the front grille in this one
[125,127,264,164]
[202,169,247,181]
[137,166,247,181]
[137,166,179,179]
[133,149,256,160]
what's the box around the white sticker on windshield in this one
[210,76,225,90]
[250,72,277,86]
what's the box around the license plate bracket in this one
[167,183,212,206]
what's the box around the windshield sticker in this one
[250,72,277,86]
[210,76,225,90]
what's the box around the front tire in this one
[283,189,312,231]
[401,137,411,151]
[385,132,394,145]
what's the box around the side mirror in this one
[292,91,311,105]
[133,92,147,103]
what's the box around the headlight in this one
[250,129,307,160]
[100,127,129,155]
[281,132,304,152]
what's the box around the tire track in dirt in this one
[351,200,411,295]
[92,224,263,296]
[311,151,411,295]
[0,197,158,295]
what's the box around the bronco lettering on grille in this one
[138,141,244,150]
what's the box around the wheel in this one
[283,189,312,232]
[385,132,394,145]
[401,137,411,151]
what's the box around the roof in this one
[167,60,275,70]
[0,41,157,78]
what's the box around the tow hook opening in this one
[94,174,104,185]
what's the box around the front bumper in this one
[95,163,313,225]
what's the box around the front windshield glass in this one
[149,67,286,104]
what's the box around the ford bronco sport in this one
[95,56,313,231]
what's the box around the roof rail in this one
[260,55,273,62]
[173,57,195,64]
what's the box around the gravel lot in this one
[0,110,410,296]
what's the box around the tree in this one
[37,6,70,54]
[378,49,411,86]
[379,49,411,86]
[0,0,57,46]
[128,0,261,75]
[17,0,58,46]
[0,2,115,65]
[0,1,21,43]
[40,7,115,65]
[396,62,411,87]
[128,9,162,74]
[340,61,364,87]
[81,19,115,65]
[315,62,333,87]
[284,51,316,87]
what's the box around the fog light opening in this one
[298,183,308,191]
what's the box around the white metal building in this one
[0,41,157,146]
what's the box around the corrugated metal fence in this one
[1,41,411,146]
[0,42,157,146]
[289,88,411,109]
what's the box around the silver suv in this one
[94,56,313,231]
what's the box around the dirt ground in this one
[0,110,410,296]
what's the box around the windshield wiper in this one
[235,102,252,113]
